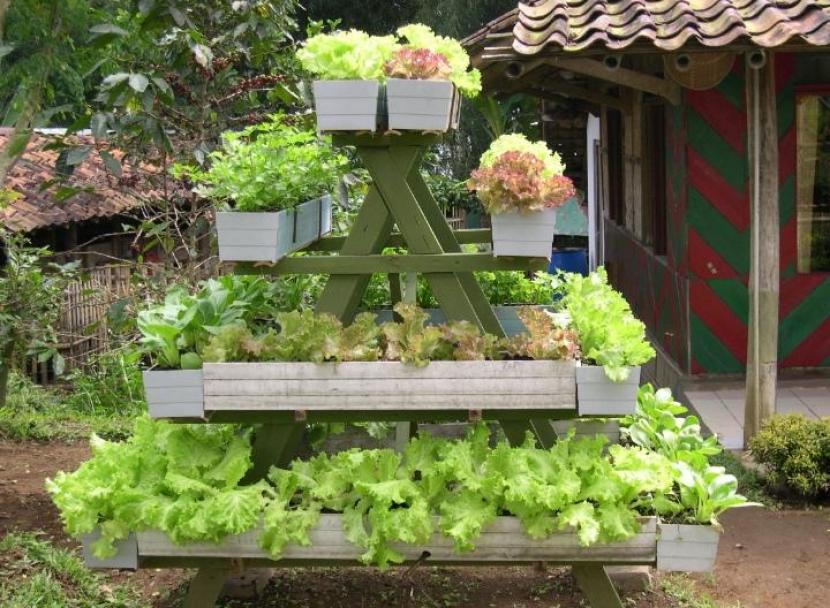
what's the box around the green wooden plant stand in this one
[153,134,627,608]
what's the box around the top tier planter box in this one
[386,78,460,132]
[313,80,382,132]
[216,195,332,263]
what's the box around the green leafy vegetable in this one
[298,30,399,81]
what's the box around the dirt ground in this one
[1,440,828,608]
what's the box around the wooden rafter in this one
[530,82,633,114]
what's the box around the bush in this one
[749,414,830,497]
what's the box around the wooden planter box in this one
[491,208,557,258]
[576,365,640,417]
[656,523,720,573]
[386,78,459,132]
[142,369,203,418]
[202,360,576,414]
[313,80,381,132]
[82,515,658,570]
[81,531,139,570]
[216,195,332,263]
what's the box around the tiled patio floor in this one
[682,381,829,450]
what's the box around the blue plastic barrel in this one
[548,248,589,276]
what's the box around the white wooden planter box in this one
[142,369,203,418]
[576,364,640,417]
[656,523,720,573]
[202,360,576,414]
[313,80,381,132]
[81,531,139,570]
[386,78,459,132]
[216,195,332,263]
[82,515,657,570]
[491,208,557,258]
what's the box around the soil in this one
[1,439,828,608]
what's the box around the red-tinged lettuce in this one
[467,151,575,215]
[384,47,452,81]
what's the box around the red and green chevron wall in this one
[607,53,829,374]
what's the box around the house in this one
[465,0,830,444]
[0,128,156,267]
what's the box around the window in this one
[796,92,830,273]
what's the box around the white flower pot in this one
[576,364,640,416]
[490,208,557,258]
[312,80,381,132]
[142,369,204,419]
[81,531,138,570]
[656,523,720,573]
[216,195,332,263]
[386,78,458,132]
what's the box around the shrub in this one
[749,414,830,497]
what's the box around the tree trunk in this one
[0,342,16,410]
[744,53,780,445]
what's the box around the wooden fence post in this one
[744,52,780,445]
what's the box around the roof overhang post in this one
[744,50,779,445]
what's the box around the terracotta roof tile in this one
[0,130,163,233]
[466,0,830,57]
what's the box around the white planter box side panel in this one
[491,208,557,258]
[313,80,380,132]
[82,532,139,570]
[143,369,204,418]
[576,365,641,416]
[386,78,456,132]
[656,523,720,573]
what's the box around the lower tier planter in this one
[216,195,332,263]
[491,208,557,258]
[202,360,576,414]
[313,80,381,132]
[82,515,657,570]
[142,369,203,418]
[386,78,459,132]
[656,523,720,573]
[576,364,641,417]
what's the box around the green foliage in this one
[479,133,565,179]
[0,532,148,608]
[137,275,278,369]
[749,414,830,497]
[395,24,481,97]
[48,419,681,569]
[554,268,656,381]
[184,115,348,212]
[298,30,399,80]
[200,303,575,367]
[0,230,76,406]
[623,385,757,527]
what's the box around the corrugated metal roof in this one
[0,130,155,233]
[466,0,830,57]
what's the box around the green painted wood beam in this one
[332,132,442,148]
[237,253,548,276]
[303,229,493,252]
[199,409,577,425]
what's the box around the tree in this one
[0,229,76,408]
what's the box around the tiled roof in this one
[467,0,830,57]
[0,130,156,233]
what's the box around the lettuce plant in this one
[554,269,655,381]
[467,150,575,215]
[384,47,452,81]
[395,24,481,97]
[185,115,347,213]
[297,30,399,81]
[479,133,565,178]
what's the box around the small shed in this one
[465,0,830,438]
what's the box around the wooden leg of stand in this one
[572,563,624,608]
[183,567,232,608]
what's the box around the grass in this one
[0,371,142,442]
[658,574,742,608]
[0,531,148,608]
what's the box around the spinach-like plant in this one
[554,268,655,381]
[184,115,347,213]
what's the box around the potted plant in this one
[298,30,398,132]
[137,277,274,418]
[555,269,656,416]
[467,134,575,258]
[188,116,346,263]
[383,24,481,131]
